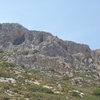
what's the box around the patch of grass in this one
[48,68,61,75]
[0,71,12,78]
[25,92,65,100]
[62,75,70,81]
[93,88,100,96]
[0,62,16,68]
[27,84,53,94]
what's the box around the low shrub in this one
[0,48,4,53]
[93,88,100,96]
[17,50,29,55]
[27,84,53,94]
[62,75,70,81]
[32,50,39,54]
[0,62,16,68]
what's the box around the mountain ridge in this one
[0,23,99,73]
[0,23,99,100]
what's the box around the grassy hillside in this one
[0,52,99,100]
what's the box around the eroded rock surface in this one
[0,23,99,77]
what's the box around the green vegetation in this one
[62,75,70,81]
[93,88,100,96]
[0,48,4,53]
[17,50,29,55]
[32,49,40,54]
[27,84,53,94]
[0,52,99,100]
[0,64,99,100]
[0,62,16,68]
[47,68,61,75]
[69,91,81,97]
[0,71,12,78]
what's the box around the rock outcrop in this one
[0,23,99,77]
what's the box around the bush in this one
[0,62,16,68]
[62,75,70,81]
[17,50,29,55]
[33,50,39,54]
[72,92,79,97]
[20,64,25,69]
[48,68,61,75]
[93,88,100,96]
[69,91,81,97]
[0,71,12,78]
[27,84,53,94]
[0,48,4,53]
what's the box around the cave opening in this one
[13,36,25,45]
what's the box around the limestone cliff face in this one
[92,49,100,70]
[0,23,99,76]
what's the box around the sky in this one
[0,0,100,49]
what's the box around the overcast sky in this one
[0,0,100,49]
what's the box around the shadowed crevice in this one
[13,36,25,45]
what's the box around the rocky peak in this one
[0,23,99,100]
[0,23,26,30]
[0,23,91,55]
[0,23,29,47]
[0,23,99,73]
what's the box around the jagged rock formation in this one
[0,23,99,77]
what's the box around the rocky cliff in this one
[0,23,99,100]
[0,23,99,76]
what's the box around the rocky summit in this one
[0,23,99,100]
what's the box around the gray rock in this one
[0,23,99,76]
